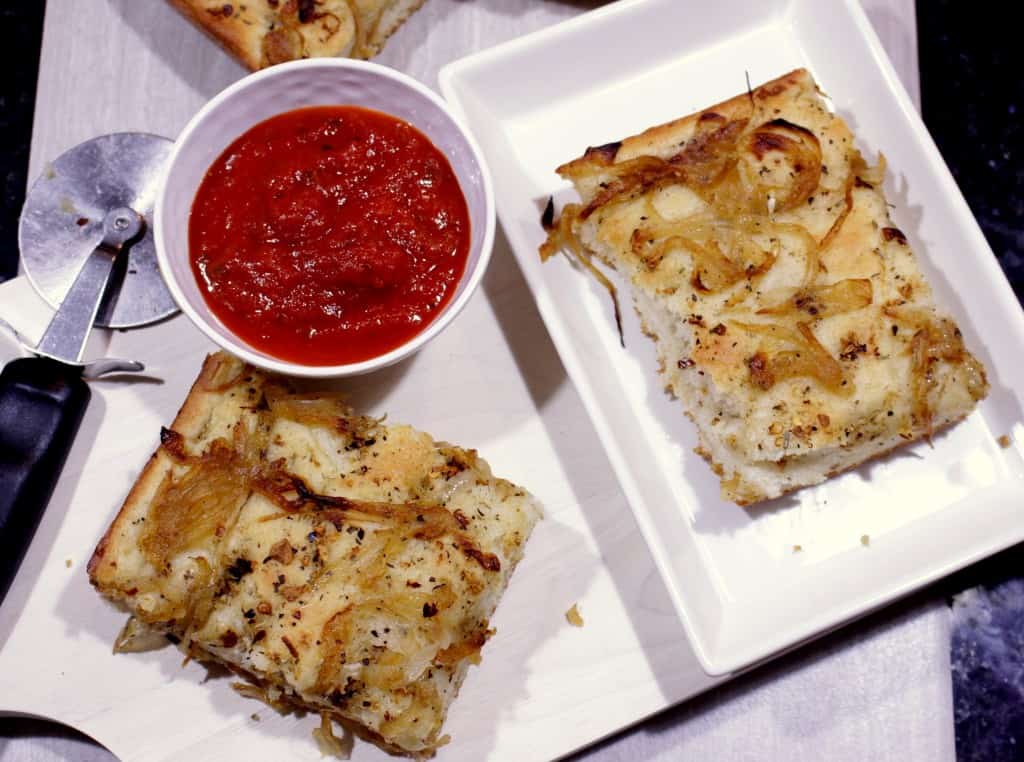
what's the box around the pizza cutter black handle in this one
[0,357,90,604]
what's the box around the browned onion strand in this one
[884,304,988,437]
[147,380,503,639]
[540,202,625,346]
[539,103,895,394]
[733,320,849,393]
[758,277,873,318]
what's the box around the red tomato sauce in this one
[189,105,471,365]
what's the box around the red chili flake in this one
[747,352,774,390]
[881,227,907,244]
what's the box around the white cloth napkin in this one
[580,599,954,761]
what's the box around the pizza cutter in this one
[0,133,177,604]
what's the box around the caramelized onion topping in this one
[736,321,848,393]
[759,278,872,318]
[631,213,776,293]
[885,305,988,435]
[738,119,823,213]
[539,107,895,403]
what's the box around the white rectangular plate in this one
[441,0,1024,675]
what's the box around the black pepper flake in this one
[422,602,438,618]
[244,608,256,620]
[227,557,253,581]
[677,358,695,369]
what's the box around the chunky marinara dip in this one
[189,106,471,365]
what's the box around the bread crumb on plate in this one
[565,603,584,627]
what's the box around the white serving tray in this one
[440,0,1024,675]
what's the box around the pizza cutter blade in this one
[20,132,177,329]
[0,132,176,606]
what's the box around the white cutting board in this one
[0,3,716,760]
[0,1,930,761]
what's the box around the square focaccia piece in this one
[89,352,541,756]
[542,68,988,505]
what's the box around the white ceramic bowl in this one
[155,59,495,378]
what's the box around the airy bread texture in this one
[168,0,426,70]
[543,69,988,505]
[89,352,541,757]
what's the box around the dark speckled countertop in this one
[0,5,43,284]
[919,3,1024,759]
[919,1,1023,300]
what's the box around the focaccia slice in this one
[89,352,541,756]
[168,0,426,70]
[542,68,988,505]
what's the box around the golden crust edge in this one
[361,0,427,58]
[201,651,448,758]
[695,412,975,507]
[87,353,239,589]
[166,0,264,71]
[556,67,815,182]
[641,310,980,508]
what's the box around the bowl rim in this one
[154,57,496,378]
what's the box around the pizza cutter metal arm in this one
[0,208,143,604]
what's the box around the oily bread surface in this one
[89,353,541,756]
[547,69,988,504]
[167,0,426,70]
